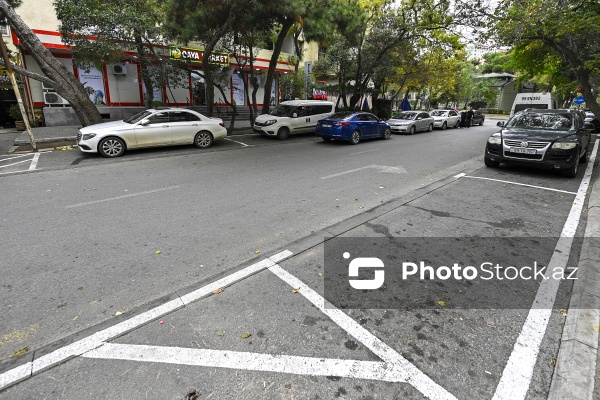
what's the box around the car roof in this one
[280,100,334,106]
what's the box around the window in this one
[0,19,8,36]
[365,114,379,122]
[169,111,200,122]
[147,112,169,124]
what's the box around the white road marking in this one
[321,165,407,179]
[0,169,41,176]
[460,175,578,195]
[348,148,380,156]
[224,137,253,147]
[493,139,599,400]
[269,264,457,400]
[454,173,467,178]
[28,153,40,171]
[83,343,407,382]
[0,153,33,161]
[0,251,290,390]
[64,186,180,209]
[0,158,32,169]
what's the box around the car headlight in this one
[487,136,501,145]
[552,142,577,149]
[263,120,277,126]
[82,133,97,141]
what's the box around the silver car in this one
[430,109,460,130]
[387,111,434,134]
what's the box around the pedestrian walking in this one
[466,106,474,128]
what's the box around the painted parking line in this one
[321,165,407,179]
[64,186,180,209]
[269,264,457,400]
[458,175,578,195]
[28,153,40,171]
[492,139,599,400]
[223,137,253,147]
[348,148,380,156]
[0,251,292,390]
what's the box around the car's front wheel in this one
[277,127,290,140]
[441,121,447,130]
[409,125,416,135]
[194,131,214,148]
[484,157,500,168]
[479,119,484,126]
[383,128,391,140]
[428,124,433,132]
[98,137,126,158]
[349,130,361,145]
[562,158,579,178]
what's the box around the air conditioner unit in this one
[42,82,56,91]
[112,64,127,75]
[44,92,69,105]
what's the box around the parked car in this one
[77,108,227,158]
[253,100,335,140]
[471,110,485,126]
[584,111,600,133]
[387,111,434,134]
[316,111,391,144]
[484,109,592,178]
[430,109,460,129]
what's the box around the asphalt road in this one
[1,122,598,399]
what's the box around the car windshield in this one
[125,110,153,124]
[269,105,295,117]
[328,112,354,120]
[392,112,417,120]
[430,110,448,117]
[507,113,574,131]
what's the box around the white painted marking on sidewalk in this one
[0,158,32,169]
[64,186,180,209]
[461,175,578,195]
[269,264,457,400]
[493,139,599,400]
[321,165,407,179]
[28,153,40,171]
[83,343,406,382]
[454,173,467,178]
[224,137,253,147]
[0,251,289,390]
[348,148,380,156]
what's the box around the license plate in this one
[509,147,536,154]
[322,124,332,128]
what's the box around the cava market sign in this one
[170,46,230,66]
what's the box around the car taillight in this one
[219,122,225,127]
[333,121,350,126]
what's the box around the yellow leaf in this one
[437,300,446,307]
[293,287,301,293]
[255,250,261,254]
[10,346,29,359]
[212,288,224,294]
[241,333,251,339]
[154,250,161,254]
[115,311,123,316]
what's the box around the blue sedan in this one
[316,112,391,144]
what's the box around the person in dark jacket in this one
[466,106,475,128]
[460,107,468,128]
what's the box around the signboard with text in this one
[170,47,230,66]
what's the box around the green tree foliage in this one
[491,0,600,115]
[279,70,305,101]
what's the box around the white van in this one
[254,100,335,139]
[510,92,558,116]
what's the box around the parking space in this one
[2,137,596,399]
[0,153,41,175]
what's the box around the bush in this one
[8,103,22,120]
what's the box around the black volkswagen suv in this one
[484,109,593,178]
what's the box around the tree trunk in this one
[134,33,154,108]
[262,18,294,115]
[0,0,102,126]
[249,43,260,120]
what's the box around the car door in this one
[365,113,383,137]
[355,114,375,137]
[290,105,311,133]
[416,113,428,131]
[449,111,459,126]
[170,111,202,144]
[134,111,172,147]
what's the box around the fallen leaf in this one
[485,370,491,375]
[154,250,162,254]
[159,321,164,325]
[293,287,301,293]
[200,265,204,268]
[318,272,323,277]
[212,288,224,294]
[241,333,251,339]
[486,323,495,328]
[115,311,123,316]
[553,358,557,367]
[255,250,261,254]
[10,346,29,359]
[124,189,128,192]
[437,300,446,307]
[559,309,567,315]
[73,315,78,321]
[216,330,225,336]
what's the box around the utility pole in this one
[0,37,36,151]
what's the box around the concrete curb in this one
[549,173,600,400]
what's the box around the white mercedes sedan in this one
[77,108,227,157]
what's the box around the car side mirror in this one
[497,121,505,127]
[292,113,298,118]
[140,119,150,126]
